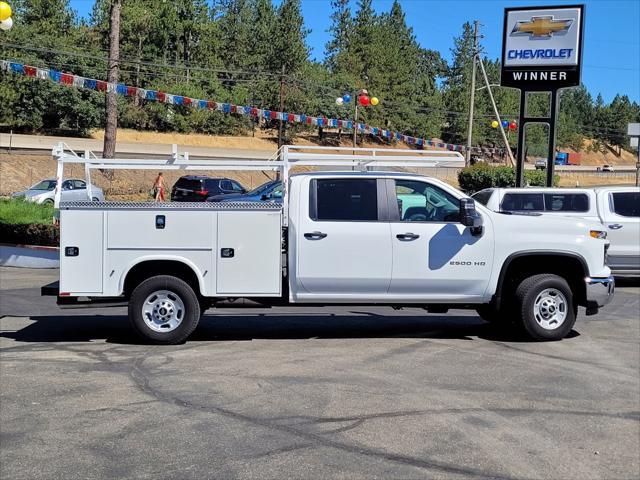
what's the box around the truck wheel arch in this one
[494,251,589,310]
[121,258,205,298]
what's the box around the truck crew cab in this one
[44,145,614,344]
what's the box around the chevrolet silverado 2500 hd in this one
[43,145,614,344]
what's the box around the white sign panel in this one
[504,7,582,67]
[628,123,640,136]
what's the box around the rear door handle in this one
[396,233,420,241]
[304,231,328,240]
[608,224,623,230]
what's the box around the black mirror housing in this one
[459,198,483,235]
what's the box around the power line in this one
[0,42,288,79]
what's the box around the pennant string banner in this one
[0,60,505,155]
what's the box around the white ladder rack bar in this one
[52,142,465,224]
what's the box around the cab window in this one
[394,180,460,222]
[611,192,640,217]
[312,179,378,221]
[544,193,589,212]
[501,193,543,211]
[471,189,493,206]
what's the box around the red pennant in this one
[207,101,217,110]
[251,107,258,116]
[96,80,107,92]
[61,74,74,85]
[24,66,37,77]
[157,91,166,102]
[183,97,192,106]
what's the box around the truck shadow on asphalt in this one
[1,312,579,345]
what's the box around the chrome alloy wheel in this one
[533,288,568,330]
[142,290,185,332]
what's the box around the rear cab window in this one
[311,178,378,221]
[611,192,640,217]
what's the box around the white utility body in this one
[44,144,615,344]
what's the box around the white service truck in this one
[42,145,614,344]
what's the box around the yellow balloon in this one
[0,2,11,22]
[491,120,499,128]
[370,97,379,106]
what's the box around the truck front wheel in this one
[128,275,201,344]
[515,274,576,341]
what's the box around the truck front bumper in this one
[584,276,615,315]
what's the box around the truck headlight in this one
[590,230,607,239]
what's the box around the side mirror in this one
[459,198,483,235]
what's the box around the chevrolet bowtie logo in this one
[512,16,573,38]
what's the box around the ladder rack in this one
[52,142,465,222]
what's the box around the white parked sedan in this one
[11,178,104,204]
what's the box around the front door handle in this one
[396,232,420,241]
[608,224,623,230]
[304,231,328,240]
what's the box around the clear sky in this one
[68,0,640,103]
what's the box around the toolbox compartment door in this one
[216,211,281,295]
[60,210,104,293]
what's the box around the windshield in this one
[247,181,279,196]
[30,180,57,191]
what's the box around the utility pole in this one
[103,0,121,161]
[476,57,515,166]
[352,102,358,148]
[465,20,479,166]
[277,65,286,151]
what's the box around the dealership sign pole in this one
[501,5,584,187]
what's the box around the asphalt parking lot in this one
[1,267,639,480]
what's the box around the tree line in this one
[1,0,638,154]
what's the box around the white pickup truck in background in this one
[42,146,615,344]
[472,187,640,277]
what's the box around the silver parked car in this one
[11,178,104,204]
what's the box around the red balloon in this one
[358,95,370,106]
[509,121,517,130]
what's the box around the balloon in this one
[0,2,11,22]
[491,120,499,129]
[509,121,517,130]
[342,94,351,103]
[335,97,344,105]
[0,16,12,30]
[370,97,379,106]
[501,120,509,128]
[358,95,370,106]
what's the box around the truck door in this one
[388,179,494,300]
[600,189,640,273]
[296,178,392,296]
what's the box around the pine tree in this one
[325,0,352,72]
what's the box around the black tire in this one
[515,274,576,341]
[43,198,54,205]
[128,275,201,344]
[92,197,100,202]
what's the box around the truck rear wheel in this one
[128,275,201,344]
[515,274,576,341]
